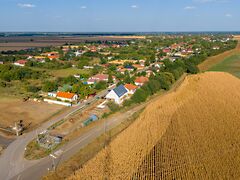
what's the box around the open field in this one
[68,72,240,179]
[234,35,240,41]
[209,53,240,78]
[198,40,240,71]
[0,36,144,51]
[50,68,91,78]
[0,98,64,131]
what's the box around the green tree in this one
[95,81,107,90]
[131,89,148,103]
[42,81,58,92]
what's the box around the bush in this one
[95,81,107,90]
[42,81,58,92]
[185,61,199,74]
[107,101,120,112]
[131,89,148,103]
[26,85,40,93]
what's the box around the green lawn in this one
[50,68,91,77]
[30,67,91,78]
[208,53,240,78]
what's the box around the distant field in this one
[0,97,64,130]
[198,41,240,71]
[234,35,240,40]
[209,53,240,78]
[0,36,143,51]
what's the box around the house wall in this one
[13,63,24,67]
[44,99,72,106]
[106,90,122,104]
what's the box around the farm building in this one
[56,92,78,102]
[106,85,128,104]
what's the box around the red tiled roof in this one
[135,76,149,84]
[57,92,75,99]
[16,60,27,64]
[125,84,138,91]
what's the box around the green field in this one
[30,67,91,78]
[209,53,240,78]
[50,68,91,77]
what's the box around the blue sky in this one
[0,0,239,32]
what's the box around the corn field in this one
[69,72,240,180]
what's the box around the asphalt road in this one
[11,104,145,180]
[0,75,186,180]
[0,135,14,147]
[0,88,112,180]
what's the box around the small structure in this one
[135,76,149,87]
[81,115,98,127]
[56,92,78,102]
[48,92,57,98]
[13,60,27,67]
[37,130,62,149]
[87,74,115,84]
[12,120,24,136]
[106,84,128,104]
[124,84,138,95]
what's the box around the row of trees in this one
[26,59,72,69]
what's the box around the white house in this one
[106,85,128,104]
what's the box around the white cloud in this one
[194,0,229,3]
[81,6,87,9]
[131,5,138,9]
[184,6,196,10]
[225,13,233,17]
[17,3,36,8]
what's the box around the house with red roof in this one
[134,76,149,86]
[56,92,78,102]
[41,51,60,60]
[13,60,28,67]
[124,84,138,95]
[87,74,115,84]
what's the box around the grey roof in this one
[113,85,128,98]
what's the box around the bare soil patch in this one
[0,98,64,130]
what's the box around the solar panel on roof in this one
[113,85,128,98]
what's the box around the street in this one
[0,88,112,180]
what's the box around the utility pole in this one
[50,154,57,171]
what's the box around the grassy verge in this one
[208,53,240,78]
[198,41,240,71]
[42,109,143,180]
